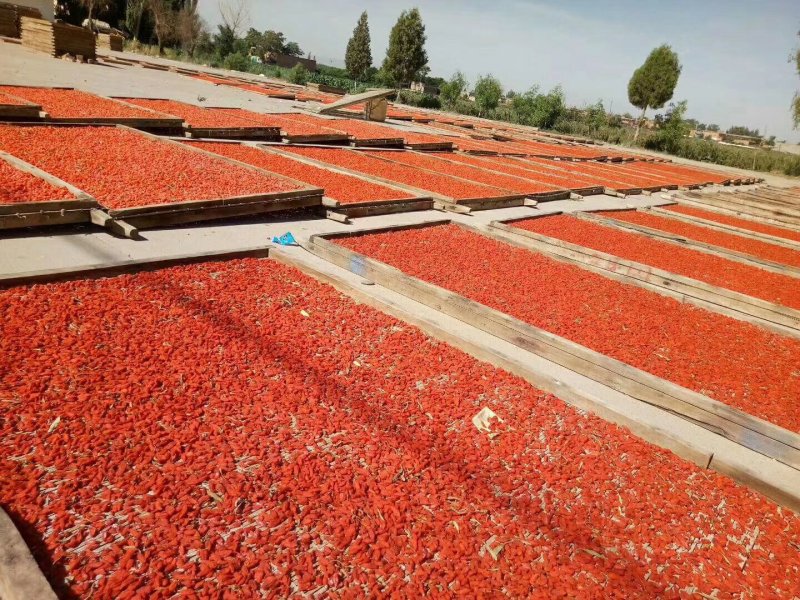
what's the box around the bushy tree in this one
[288,63,309,84]
[727,125,760,137]
[628,44,682,141]
[345,11,372,81]
[509,85,566,128]
[473,75,503,115]
[382,8,428,87]
[644,100,690,153]
[440,71,467,107]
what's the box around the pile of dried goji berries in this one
[185,142,412,204]
[0,125,301,209]
[599,210,800,268]
[0,159,73,203]
[283,146,510,200]
[2,258,799,597]
[338,223,800,432]
[665,203,800,243]
[514,214,800,309]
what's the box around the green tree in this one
[473,74,503,116]
[509,85,565,128]
[345,11,372,81]
[644,100,690,153]
[283,41,303,57]
[707,123,720,132]
[382,8,428,87]
[440,71,467,107]
[727,125,760,137]
[628,44,682,142]
[288,63,309,84]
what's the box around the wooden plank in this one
[647,206,800,250]
[576,211,800,278]
[330,198,434,218]
[317,89,395,114]
[306,228,800,473]
[101,125,324,222]
[684,192,800,225]
[675,196,800,233]
[117,195,320,228]
[486,218,800,338]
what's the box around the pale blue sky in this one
[200,1,800,141]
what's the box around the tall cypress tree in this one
[345,11,373,81]
[381,8,428,87]
[628,44,682,142]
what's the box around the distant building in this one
[266,52,317,72]
[410,81,440,96]
[692,129,723,142]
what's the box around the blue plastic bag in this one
[272,232,298,246]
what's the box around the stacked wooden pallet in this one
[96,32,123,51]
[0,4,17,37]
[20,17,96,60]
[0,2,42,38]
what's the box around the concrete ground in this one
[1,43,799,522]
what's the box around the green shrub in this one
[222,52,251,72]
[288,63,310,85]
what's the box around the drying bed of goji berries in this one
[633,161,731,184]
[3,258,800,598]
[0,91,37,106]
[365,150,562,195]
[0,126,301,209]
[519,157,677,190]
[664,204,800,243]
[0,86,169,121]
[0,158,74,204]
[338,223,800,433]
[447,153,596,191]
[119,98,259,129]
[278,115,390,140]
[184,141,413,204]
[240,112,346,137]
[598,210,800,268]
[282,146,510,200]
[512,214,800,310]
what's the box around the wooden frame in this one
[0,88,185,131]
[0,149,98,230]
[673,194,800,233]
[0,123,323,229]
[679,191,800,228]
[646,205,800,250]
[255,145,436,220]
[487,214,800,338]
[576,211,800,278]
[361,148,571,210]
[306,221,800,482]
[101,126,324,228]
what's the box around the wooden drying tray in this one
[673,193,800,233]
[98,126,323,229]
[645,205,800,250]
[0,149,98,230]
[306,221,800,511]
[364,148,570,211]
[488,212,800,339]
[0,87,185,131]
[257,144,435,222]
[576,210,800,278]
[508,157,646,197]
